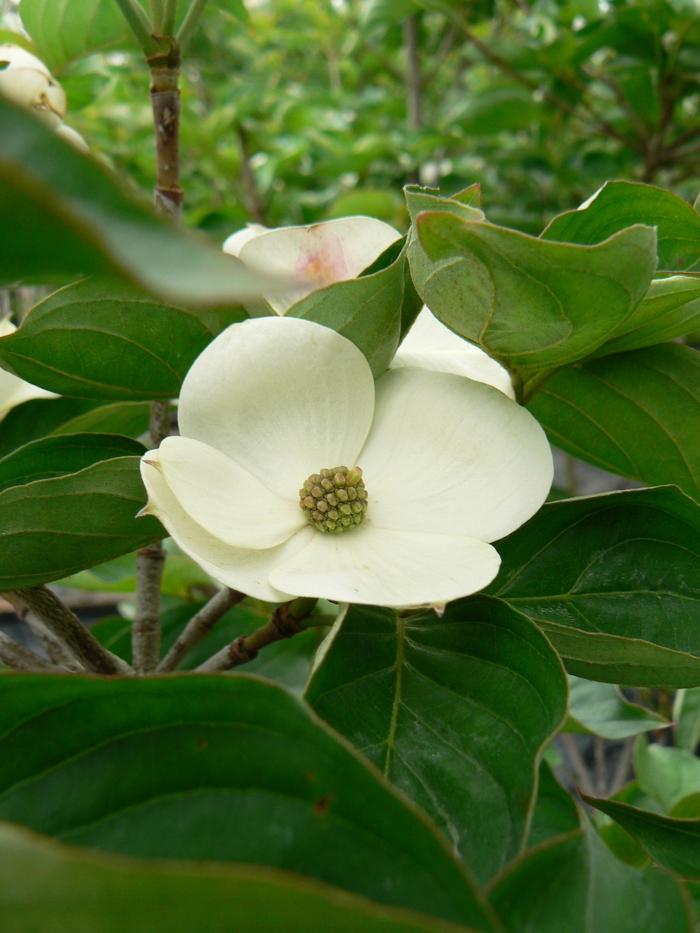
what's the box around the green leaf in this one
[675,688,700,753]
[489,826,693,932]
[306,598,567,884]
[20,0,134,71]
[0,674,495,930]
[585,796,700,882]
[526,761,582,848]
[0,432,144,491]
[0,456,162,589]
[411,209,656,377]
[0,822,472,933]
[488,486,700,687]
[634,738,700,813]
[0,396,150,458]
[0,98,268,307]
[594,275,700,357]
[566,676,669,739]
[528,344,700,501]
[542,181,700,272]
[0,280,246,400]
[289,240,416,377]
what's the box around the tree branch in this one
[157,587,245,672]
[4,587,131,675]
[176,0,209,51]
[195,598,317,673]
[0,631,59,672]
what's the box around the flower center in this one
[299,466,368,534]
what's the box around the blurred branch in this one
[195,598,316,673]
[237,125,267,224]
[177,0,210,50]
[404,15,422,131]
[158,587,245,672]
[0,632,58,673]
[4,587,131,675]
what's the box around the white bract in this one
[0,44,87,150]
[140,316,553,607]
[223,216,401,313]
[394,305,515,398]
[224,216,514,394]
[0,319,56,422]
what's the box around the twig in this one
[4,587,131,675]
[196,598,316,673]
[593,736,607,796]
[132,544,166,673]
[22,613,85,672]
[157,587,245,672]
[0,631,58,672]
[609,737,635,796]
[560,733,594,796]
[236,125,267,224]
[404,15,422,132]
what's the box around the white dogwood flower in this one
[0,319,56,422]
[394,305,515,398]
[0,44,66,126]
[223,216,401,313]
[224,217,514,393]
[140,317,552,607]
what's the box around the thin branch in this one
[457,18,636,150]
[609,737,635,796]
[404,15,422,131]
[0,631,59,672]
[236,125,267,224]
[196,598,317,673]
[4,587,131,675]
[22,612,85,672]
[158,588,245,672]
[150,0,165,32]
[132,543,166,673]
[176,0,210,50]
[560,733,595,796]
[114,0,157,55]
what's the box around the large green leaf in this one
[20,0,133,71]
[290,240,418,377]
[594,275,700,357]
[0,280,246,400]
[411,209,656,377]
[0,456,162,589]
[585,797,700,882]
[526,761,582,848]
[0,397,150,458]
[487,486,700,687]
[0,674,494,929]
[0,823,470,933]
[566,676,669,739]
[306,598,567,884]
[542,181,700,271]
[0,432,144,491]
[528,344,700,500]
[0,98,268,307]
[489,826,693,932]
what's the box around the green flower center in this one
[299,465,368,534]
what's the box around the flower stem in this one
[4,587,131,675]
[157,587,245,672]
[176,0,209,51]
[161,0,179,36]
[114,0,158,56]
[195,598,317,673]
